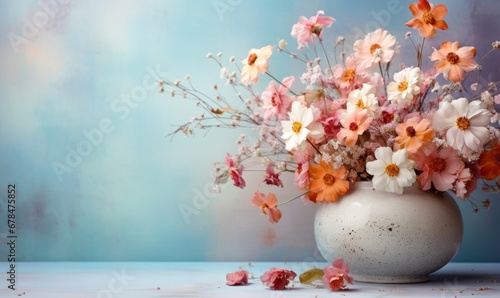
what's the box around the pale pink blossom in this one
[241,45,273,85]
[260,267,296,290]
[293,151,310,190]
[453,165,474,199]
[261,76,295,120]
[291,10,335,47]
[263,164,284,187]
[412,143,464,191]
[226,270,249,286]
[333,54,367,96]
[354,28,397,69]
[322,259,353,291]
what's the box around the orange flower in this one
[395,117,434,154]
[405,0,448,38]
[430,41,477,83]
[250,192,282,223]
[307,161,349,203]
[478,144,500,180]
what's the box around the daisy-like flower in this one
[333,54,367,96]
[337,108,373,146]
[261,76,295,120]
[250,192,282,223]
[322,259,354,291]
[281,101,324,151]
[478,144,500,180]
[366,147,417,194]
[412,142,464,191]
[387,67,424,105]
[240,45,273,85]
[307,160,349,203]
[291,10,335,47]
[430,41,477,83]
[353,28,397,69]
[432,98,491,156]
[395,116,434,153]
[405,0,448,38]
[346,83,380,118]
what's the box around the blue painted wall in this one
[0,0,498,262]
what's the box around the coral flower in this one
[225,153,246,188]
[366,147,416,194]
[281,101,325,151]
[307,161,349,203]
[226,270,249,286]
[322,259,354,291]
[333,54,367,96]
[337,108,373,146]
[354,28,396,69]
[261,76,295,120]
[432,98,491,157]
[405,0,448,38]
[412,142,464,191]
[430,41,477,82]
[291,10,335,46]
[395,117,434,153]
[251,192,282,223]
[260,268,297,290]
[478,144,500,180]
[240,45,273,85]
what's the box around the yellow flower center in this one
[406,126,416,137]
[370,44,382,55]
[455,116,470,130]
[247,53,258,66]
[341,68,356,82]
[323,173,335,185]
[397,81,409,92]
[433,158,446,173]
[311,23,323,36]
[422,11,435,24]
[292,121,302,133]
[356,99,365,109]
[446,52,460,64]
[385,163,400,177]
[260,203,269,214]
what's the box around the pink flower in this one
[251,192,282,223]
[241,45,273,85]
[354,28,397,69]
[337,108,373,146]
[263,164,284,187]
[260,267,296,290]
[261,76,295,120]
[226,270,249,286]
[453,165,475,200]
[333,54,367,96]
[412,143,464,191]
[293,151,310,190]
[225,153,246,188]
[291,10,335,46]
[430,41,477,83]
[322,259,354,291]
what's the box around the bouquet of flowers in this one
[162,0,499,229]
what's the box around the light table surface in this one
[0,262,499,297]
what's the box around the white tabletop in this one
[1,262,499,297]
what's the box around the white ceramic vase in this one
[314,181,463,283]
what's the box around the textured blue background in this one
[0,0,499,262]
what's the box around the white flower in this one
[281,101,324,151]
[366,147,416,194]
[387,67,423,104]
[432,98,491,157]
[346,83,380,118]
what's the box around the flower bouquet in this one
[161,0,499,290]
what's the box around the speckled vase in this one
[314,181,463,283]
